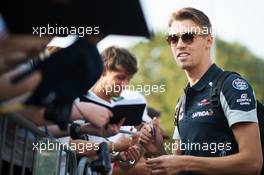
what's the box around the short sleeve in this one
[220,74,258,127]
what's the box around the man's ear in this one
[205,35,213,49]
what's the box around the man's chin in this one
[178,63,193,70]
[179,64,189,70]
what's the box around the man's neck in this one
[91,84,112,103]
[185,60,212,87]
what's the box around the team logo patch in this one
[232,78,248,90]
[197,99,210,106]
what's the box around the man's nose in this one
[176,37,187,49]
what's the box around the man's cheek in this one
[113,85,122,93]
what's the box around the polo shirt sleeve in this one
[219,74,258,127]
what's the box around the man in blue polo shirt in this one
[140,7,262,175]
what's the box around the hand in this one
[123,145,142,163]
[0,68,42,101]
[71,102,113,128]
[0,35,49,73]
[80,117,125,137]
[140,118,164,154]
[105,118,126,136]
[114,133,140,152]
[146,155,182,175]
[126,157,151,175]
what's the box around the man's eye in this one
[116,75,126,80]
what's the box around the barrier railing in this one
[0,113,77,175]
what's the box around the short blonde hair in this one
[169,7,212,33]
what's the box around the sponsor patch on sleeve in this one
[236,93,252,106]
[232,78,248,90]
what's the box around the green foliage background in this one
[129,32,264,137]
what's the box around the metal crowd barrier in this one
[77,157,93,175]
[0,113,78,175]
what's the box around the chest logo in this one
[192,109,213,119]
[197,98,210,106]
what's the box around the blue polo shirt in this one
[173,64,258,160]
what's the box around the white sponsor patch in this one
[236,93,251,105]
[192,109,213,119]
[232,78,248,90]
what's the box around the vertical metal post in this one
[9,124,18,175]
[21,129,29,175]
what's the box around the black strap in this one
[210,71,241,135]
[210,71,240,108]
